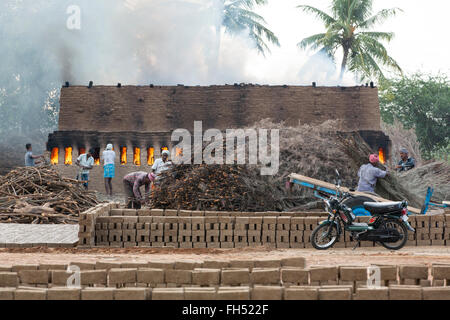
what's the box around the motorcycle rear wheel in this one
[311,223,339,250]
[380,219,408,250]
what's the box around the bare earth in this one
[1,246,450,267]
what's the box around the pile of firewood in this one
[0,166,99,224]
[150,163,299,212]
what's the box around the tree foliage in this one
[379,72,450,159]
[221,0,280,56]
[297,0,402,81]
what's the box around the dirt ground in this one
[1,246,450,267]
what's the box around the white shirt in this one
[152,158,172,176]
[102,150,116,165]
[77,154,94,174]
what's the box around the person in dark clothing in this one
[396,148,415,172]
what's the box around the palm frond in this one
[297,5,336,27]
[357,31,394,42]
[297,33,328,50]
[359,8,402,29]
[223,5,279,55]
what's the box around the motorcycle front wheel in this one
[311,223,339,250]
[380,219,408,250]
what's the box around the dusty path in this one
[1,246,450,267]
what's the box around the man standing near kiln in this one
[152,150,173,185]
[103,144,116,196]
[75,149,95,190]
[24,143,44,167]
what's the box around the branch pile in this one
[151,164,296,212]
[0,166,99,224]
[151,120,430,212]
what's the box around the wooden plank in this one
[288,173,421,214]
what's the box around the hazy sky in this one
[243,0,450,84]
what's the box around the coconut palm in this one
[217,0,280,56]
[297,0,402,81]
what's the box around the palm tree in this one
[214,0,280,56]
[297,0,402,81]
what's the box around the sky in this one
[242,0,450,85]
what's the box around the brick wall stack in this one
[81,206,450,249]
[1,259,450,300]
[57,85,381,133]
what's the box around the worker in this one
[102,143,116,196]
[396,148,415,172]
[357,154,388,193]
[152,150,173,184]
[123,171,156,209]
[75,149,95,190]
[24,143,44,167]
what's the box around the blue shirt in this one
[357,164,387,193]
[25,151,35,167]
[397,157,415,172]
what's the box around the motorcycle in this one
[311,169,415,251]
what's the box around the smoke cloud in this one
[1,0,259,87]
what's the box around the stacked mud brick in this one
[80,206,450,248]
[78,203,120,248]
[2,259,450,300]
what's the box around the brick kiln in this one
[47,84,390,192]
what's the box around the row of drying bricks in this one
[84,214,450,248]
[2,284,450,300]
[1,260,450,290]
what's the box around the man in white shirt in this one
[75,149,95,190]
[152,150,172,184]
[102,144,116,196]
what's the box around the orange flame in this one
[134,147,141,166]
[176,147,183,157]
[51,148,59,165]
[94,158,100,165]
[147,147,155,165]
[64,147,72,165]
[378,147,385,164]
[120,147,127,165]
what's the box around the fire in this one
[378,147,385,164]
[64,147,72,165]
[176,147,183,157]
[94,158,100,165]
[50,148,59,165]
[134,147,141,166]
[120,147,127,165]
[147,147,154,165]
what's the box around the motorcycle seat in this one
[363,201,404,214]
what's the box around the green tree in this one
[297,0,402,81]
[379,72,450,159]
[216,0,280,56]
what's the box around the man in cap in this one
[102,143,116,196]
[396,148,415,172]
[75,148,95,190]
[357,154,388,194]
[152,149,173,183]
[123,172,156,209]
